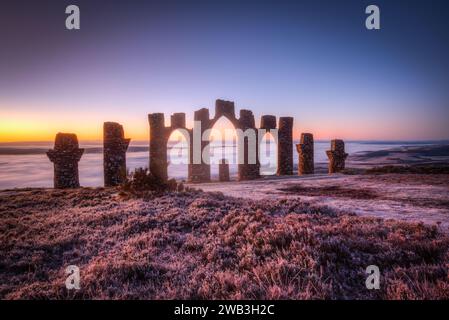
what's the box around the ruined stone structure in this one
[42,99,301,189]
[260,115,276,131]
[103,122,130,187]
[219,159,230,182]
[277,117,294,176]
[259,115,276,175]
[189,108,212,183]
[148,112,189,181]
[46,133,84,188]
[148,99,298,182]
[149,99,262,182]
[237,108,260,181]
[326,139,348,173]
[296,133,314,175]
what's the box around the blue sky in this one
[0,0,448,141]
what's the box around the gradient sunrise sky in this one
[1,0,448,142]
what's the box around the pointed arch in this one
[259,131,277,175]
[167,129,189,181]
[206,116,238,180]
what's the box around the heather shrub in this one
[119,168,192,197]
[122,168,173,192]
[0,188,448,300]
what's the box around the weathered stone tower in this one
[260,115,277,132]
[148,112,188,181]
[326,139,348,173]
[46,133,84,188]
[148,113,168,181]
[188,108,211,183]
[296,133,314,175]
[277,117,293,175]
[238,109,260,181]
[259,115,277,174]
[103,122,130,187]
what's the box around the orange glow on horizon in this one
[0,119,423,143]
[1,108,440,143]
[0,109,150,143]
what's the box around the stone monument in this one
[46,133,84,188]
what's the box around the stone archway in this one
[206,116,238,180]
[189,99,261,182]
[148,112,190,181]
[148,99,293,183]
[167,129,189,181]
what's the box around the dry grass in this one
[0,188,448,300]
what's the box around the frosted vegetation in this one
[1,188,448,299]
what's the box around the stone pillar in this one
[259,115,277,176]
[277,117,293,175]
[148,113,169,181]
[296,133,314,175]
[46,133,84,189]
[188,108,211,183]
[103,122,130,187]
[215,99,235,119]
[238,110,260,180]
[260,115,276,131]
[170,113,186,129]
[219,159,230,182]
[326,139,348,173]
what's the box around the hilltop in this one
[1,187,448,299]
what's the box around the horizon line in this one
[1,139,449,145]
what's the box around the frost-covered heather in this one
[0,188,448,299]
[197,174,449,233]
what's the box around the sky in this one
[0,0,448,142]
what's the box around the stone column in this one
[103,122,130,187]
[170,113,186,129]
[215,99,236,119]
[148,113,169,181]
[326,139,348,173]
[259,115,277,176]
[260,115,276,131]
[219,159,230,182]
[277,117,293,175]
[46,133,84,189]
[238,110,260,180]
[188,108,211,183]
[296,133,314,175]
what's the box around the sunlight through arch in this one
[208,116,238,180]
[259,132,277,175]
[167,129,189,181]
